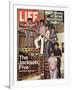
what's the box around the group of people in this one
[33,19,62,79]
[20,18,62,79]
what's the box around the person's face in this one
[40,22,44,26]
[51,53,54,57]
[28,20,32,24]
[54,45,58,49]
[51,29,55,33]
[35,21,38,25]
[46,26,49,30]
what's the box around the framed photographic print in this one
[9,0,70,88]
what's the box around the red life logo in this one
[17,9,39,22]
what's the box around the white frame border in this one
[9,1,70,88]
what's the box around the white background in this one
[0,0,72,90]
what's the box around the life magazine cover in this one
[17,9,64,80]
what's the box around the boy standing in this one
[49,26,58,49]
[25,18,33,47]
[34,20,45,55]
[44,25,50,58]
[54,42,62,78]
[48,51,57,79]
